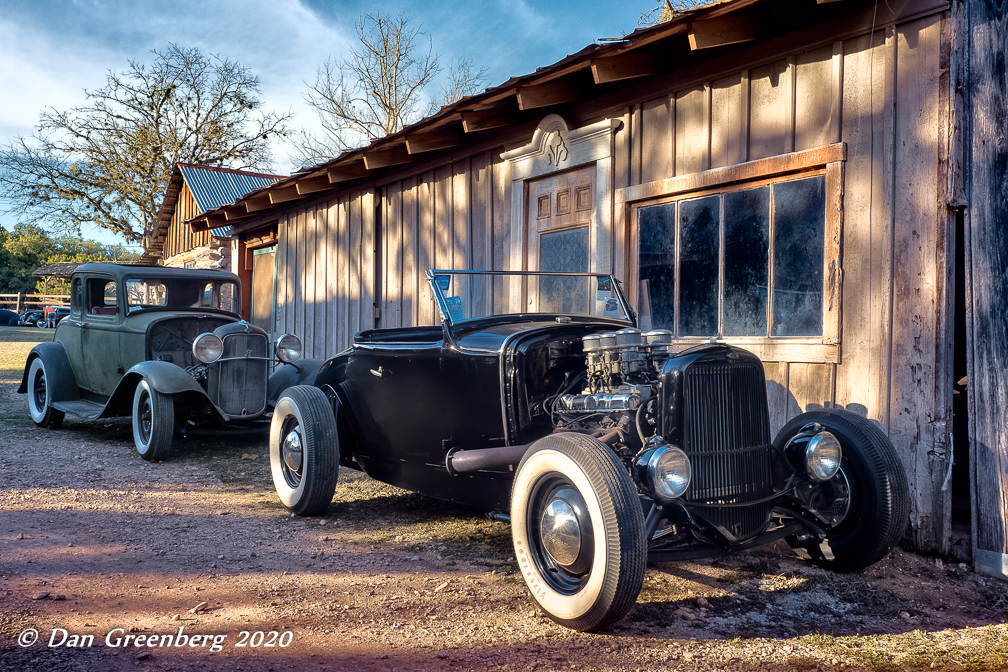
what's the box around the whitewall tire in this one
[132,379,174,462]
[27,357,65,428]
[269,385,339,516]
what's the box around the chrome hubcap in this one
[282,426,303,474]
[140,393,153,443]
[541,499,581,566]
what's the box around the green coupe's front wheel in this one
[27,357,65,429]
[132,379,174,462]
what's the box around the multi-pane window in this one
[637,174,826,339]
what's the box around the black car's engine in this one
[552,328,674,448]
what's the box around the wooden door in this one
[525,166,595,313]
[251,246,276,339]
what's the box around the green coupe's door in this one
[79,275,122,396]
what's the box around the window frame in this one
[616,143,845,364]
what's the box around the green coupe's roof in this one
[73,262,240,284]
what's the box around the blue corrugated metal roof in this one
[178,164,281,237]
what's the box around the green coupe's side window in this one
[71,278,82,315]
[86,278,117,317]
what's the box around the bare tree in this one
[440,57,489,107]
[639,0,709,26]
[0,45,290,244]
[292,11,486,167]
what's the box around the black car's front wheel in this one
[27,357,65,428]
[775,408,910,572]
[269,385,339,516]
[511,433,647,632]
[132,379,174,462]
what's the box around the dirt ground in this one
[1,329,1006,672]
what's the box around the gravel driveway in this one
[1,330,1006,671]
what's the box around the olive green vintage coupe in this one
[18,263,319,461]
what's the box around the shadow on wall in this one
[765,378,872,440]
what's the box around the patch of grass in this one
[0,327,53,384]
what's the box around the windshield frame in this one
[425,269,637,330]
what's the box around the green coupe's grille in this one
[212,333,268,417]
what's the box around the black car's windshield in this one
[427,270,633,325]
[125,278,239,315]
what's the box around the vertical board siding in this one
[834,29,896,427]
[418,172,436,327]
[710,73,744,169]
[890,15,946,550]
[642,96,672,183]
[675,86,709,175]
[749,58,793,160]
[794,46,837,151]
[402,179,418,327]
[492,153,511,314]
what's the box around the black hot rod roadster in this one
[269,270,909,632]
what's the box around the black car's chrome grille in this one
[682,359,773,540]
[211,332,268,417]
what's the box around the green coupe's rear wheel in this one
[132,379,174,462]
[27,357,64,429]
[511,433,647,632]
[269,386,339,516]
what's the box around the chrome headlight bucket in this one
[275,333,302,363]
[635,439,692,501]
[192,332,224,364]
[784,423,843,481]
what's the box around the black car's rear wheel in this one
[132,379,174,462]
[511,433,646,632]
[27,357,64,428]
[774,408,910,572]
[269,386,339,516]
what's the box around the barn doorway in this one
[251,245,277,342]
[951,207,971,560]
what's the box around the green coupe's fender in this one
[103,361,214,418]
[17,343,80,402]
[267,360,324,408]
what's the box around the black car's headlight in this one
[635,439,692,501]
[275,334,302,363]
[784,423,843,481]
[192,333,224,363]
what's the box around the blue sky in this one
[0,0,657,249]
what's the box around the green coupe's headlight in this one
[192,333,223,364]
[275,333,302,363]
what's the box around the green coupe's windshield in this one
[125,278,239,314]
[427,270,632,325]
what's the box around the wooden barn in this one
[190,0,1008,579]
[141,163,282,268]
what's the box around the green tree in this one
[0,223,56,294]
[0,45,291,244]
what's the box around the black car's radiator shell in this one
[659,346,774,541]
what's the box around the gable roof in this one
[142,163,283,263]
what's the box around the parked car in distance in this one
[18,309,43,327]
[19,263,321,461]
[40,305,71,328]
[268,269,910,632]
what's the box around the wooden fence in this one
[0,293,70,312]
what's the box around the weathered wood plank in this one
[295,207,307,349]
[641,96,672,183]
[384,182,403,329]
[748,58,792,160]
[630,105,642,186]
[336,198,349,352]
[764,362,790,438]
[675,85,709,175]
[889,15,943,551]
[787,363,836,420]
[361,189,376,333]
[277,213,291,337]
[418,171,436,326]
[794,45,835,151]
[402,178,418,327]
[710,73,744,168]
[348,193,362,340]
[613,109,632,285]
[492,153,510,315]
[965,0,1008,564]
[471,151,490,317]
[325,200,338,357]
[314,204,328,357]
[833,29,895,427]
[304,207,318,357]
[453,160,471,314]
